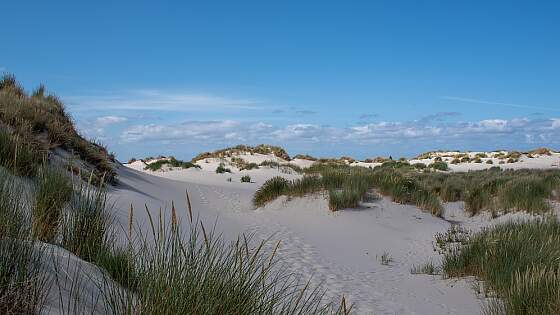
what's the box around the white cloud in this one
[552,119,560,129]
[65,90,260,112]
[113,116,560,154]
[95,116,127,126]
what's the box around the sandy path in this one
[110,166,483,314]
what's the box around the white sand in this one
[115,151,560,314]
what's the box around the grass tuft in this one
[443,219,560,315]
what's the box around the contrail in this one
[441,96,559,112]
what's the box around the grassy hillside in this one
[0,74,117,184]
[191,144,291,162]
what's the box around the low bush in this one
[145,157,200,171]
[216,163,231,174]
[240,175,251,183]
[429,161,449,171]
[240,162,259,170]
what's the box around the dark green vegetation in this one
[254,164,376,211]
[254,159,560,218]
[102,205,349,314]
[414,168,560,216]
[0,78,346,313]
[0,75,117,184]
[144,156,201,171]
[32,165,73,242]
[191,144,291,162]
[241,175,251,183]
[216,163,232,174]
[443,220,560,315]
[0,142,346,314]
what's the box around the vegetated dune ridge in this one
[121,147,560,314]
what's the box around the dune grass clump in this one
[0,168,48,314]
[0,129,43,177]
[464,187,492,216]
[32,165,73,242]
[429,161,449,171]
[240,162,259,170]
[102,204,343,315]
[60,178,112,262]
[144,157,200,171]
[254,165,375,211]
[253,177,290,208]
[0,238,48,314]
[443,219,560,315]
[371,169,443,217]
[216,163,232,174]
[496,177,553,213]
[439,176,466,202]
[411,261,440,275]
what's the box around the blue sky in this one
[2,1,559,160]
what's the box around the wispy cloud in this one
[79,115,128,139]
[116,116,560,150]
[442,96,559,112]
[65,89,261,112]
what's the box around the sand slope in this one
[111,163,493,314]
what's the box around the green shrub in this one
[413,163,427,169]
[429,161,449,171]
[240,175,251,183]
[240,163,259,170]
[486,159,494,164]
[32,166,73,242]
[215,163,231,174]
[145,157,200,171]
[443,220,560,315]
